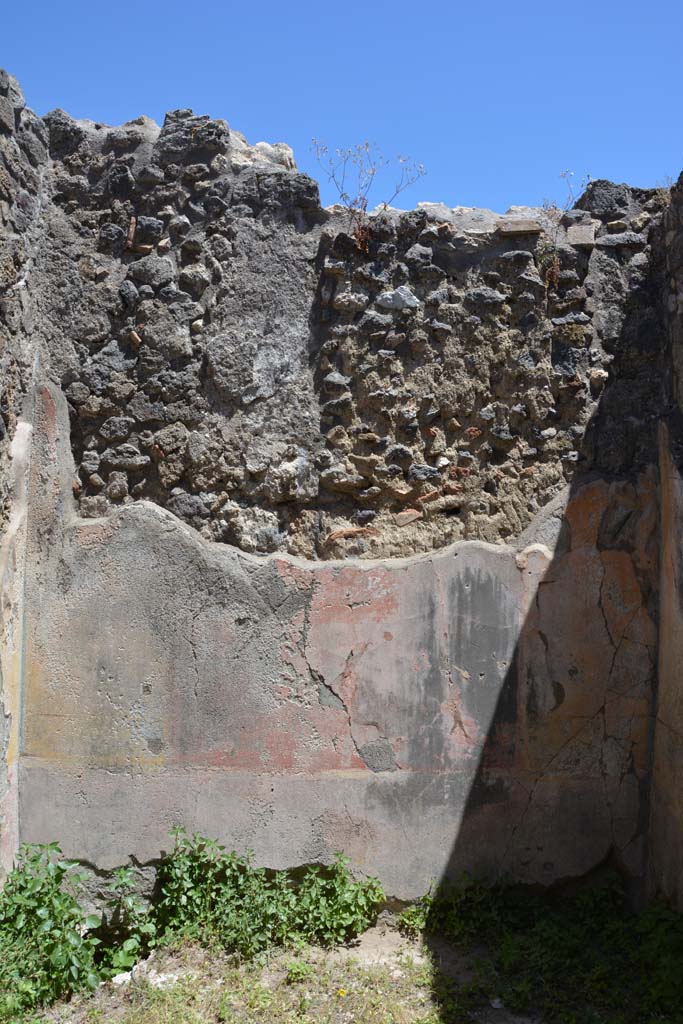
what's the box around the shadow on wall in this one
[429,205,665,903]
[9,184,669,925]
[417,197,668,1022]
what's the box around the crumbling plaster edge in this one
[66,498,551,574]
[19,374,562,573]
[0,408,36,874]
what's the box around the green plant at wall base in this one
[154,827,385,955]
[398,874,683,1024]
[4,836,683,1024]
[101,866,157,972]
[0,843,100,1019]
[0,831,384,1021]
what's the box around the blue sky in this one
[4,0,682,212]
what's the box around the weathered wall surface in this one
[5,76,665,562]
[648,181,683,906]
[0,70,52,874]
[0,66,679,898]
[648,428,683,904]
[15,384,658,897]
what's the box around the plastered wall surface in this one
[0,66,680,900]
[647,177,683,907]
[647,431,683,904]
[14,386,658,898]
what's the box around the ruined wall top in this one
[0,69,671,558]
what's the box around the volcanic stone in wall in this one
[0,71,51,530]
[5,78,667,558]
[312,185,666,557]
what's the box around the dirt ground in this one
[40,922,539,1024]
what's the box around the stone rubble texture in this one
[1,68,668,559]
[0,67,682,903]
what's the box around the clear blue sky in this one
[4,0,682,212]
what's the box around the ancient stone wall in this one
[647,181,683,907]
[0,67,680,899]
[15,384,658,897]
[11,87,667,561]
[0,69,52,872]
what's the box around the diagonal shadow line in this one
[422,197,667,1018]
